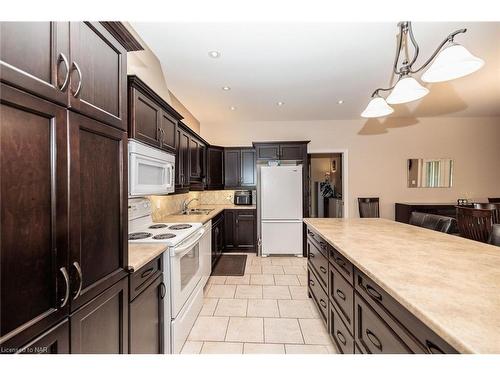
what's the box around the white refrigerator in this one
[259,165,303,256]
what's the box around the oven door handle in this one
[171,229,205,256]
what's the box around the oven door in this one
[129,152,174,196]
[170,228,205,317]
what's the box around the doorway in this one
[308,152,345,218]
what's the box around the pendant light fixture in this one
[361,22,484,118]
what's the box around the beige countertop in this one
[154,204,256,224]
[303,218,500,354]
[128,243,167,273]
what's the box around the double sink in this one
[177,208,214,216]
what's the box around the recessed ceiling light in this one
[337,100,344,104]
[230,106,236,111]
[222,86,231,91]
[208,51,221,58]
[277,101,285,106]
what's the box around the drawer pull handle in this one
[335,257,346,268]
[336,330,347,345]
[309,279,315,287]
[319,299,327,308]
[309,253,315,258]
[366,284,383,301]
[336,289,346,301]
[425,340,445,354]
[319,241,327,249]
[141,267,154,278]
[160,282,166,299]
[320,266,327,274]
[366,329,383,351]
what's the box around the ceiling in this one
[131,22,500,123]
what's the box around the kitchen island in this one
[303,218,500,354]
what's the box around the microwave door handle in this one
[171,229,205,256]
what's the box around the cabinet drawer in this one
[307,239,328,290]
[355,269,457,354]
[329,248,354,285]
[307,266,328,325]
[130,256,163,301]
[306,228,329,258]
[329,264,354,334]
[355,293,412,354]
[329,303,354,354]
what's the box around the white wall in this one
[201,116,500,219]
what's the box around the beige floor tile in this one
[205,284,236,298]
[285,344,330,354]
[247,299,280,317]
[201,342,243,354]
[245,265,262,274]
[214,298,248,317]
[243,343,285,354]
[251,257,272,266]
[264,318,304,344]
[278,300,316,318]
[298,274,308,286]
[208,276,227,285]
[250,274,275,285]
[289,286,309,299]
[274,274,300,286]
[299,319,333,345]
[307,299,321,318]
[226,317,264,343]
[262,285,291,299]
[235,285,263,299]
[283,265,306,275]
[180,341,203,354]
[327,345,338,354]
[262,265,284,274]
[270,257,294,266]
[199,298,218,316]
[188,316,229,341]
[225,275,250,285]
[289,257,307,266]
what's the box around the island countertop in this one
[303,218,500,354]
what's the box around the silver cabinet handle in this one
[72,261,83,300]
[57,53,70,91]
[59,267,70,308]
[71,61,83,98]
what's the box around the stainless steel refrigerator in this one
[258,165,303,256]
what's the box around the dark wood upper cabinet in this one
[190,138,201,179]
[254,143,280,160]
[279,144,306,160]
[0,22,70,106]
[253,141,308,161]
[17,319,70,354]
[70,277,129,354]
[0,84,69,351]
[160,110,177,152]
[224,148,256,189]
[175,127,191,193]
[68,111,128,311]
[241,148,257,186]
[68,22,127,130]
[206,146,224,189]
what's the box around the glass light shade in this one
[360,97,394,118]
[421,44,484,83]
[386,76,429,104]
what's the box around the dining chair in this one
[358,197,380,218]
[488,197,500,203]
[409,212,457,234]
[456,206,495,243]
[473,203,500,224]
[489,224,500,247]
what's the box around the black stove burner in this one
[149,224,168,229]
[169,224,193,230]
[128,232,152,240]
[153,233,177,240]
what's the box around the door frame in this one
[307,149,349,218]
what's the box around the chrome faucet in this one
[181,198,199,213]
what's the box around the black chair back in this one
[409,212,457,234]
[489,224,500,247]
[473,203,500,224]
[358,197,379,218]
[456,206,494,243]
[488,198,500,203]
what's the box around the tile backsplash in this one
[199,190,235,205]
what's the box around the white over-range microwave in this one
[129,139,175,196]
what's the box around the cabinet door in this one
[207,147,224,189]
[129,275,164,354]
[175,129,190,192]
[68,111,128,311]
[240,148,256,187]
[235,211,257,250]
[255,144,280,160]
[0,22,70,106]
[189,138,201,179]
[0,84,69,350]
[129,87,161,148]
[69,22,127,130]
[70,277,129,354]
[160,110,177,153]
[18,319,70,354]
[224,210,237,249]
[280,144,306,160]
[224,149,241,188]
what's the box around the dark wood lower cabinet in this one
[17,319,70,354]
[224,209,257,252]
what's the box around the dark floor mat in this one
[212,255,247,276]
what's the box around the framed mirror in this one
[407,158,453,188]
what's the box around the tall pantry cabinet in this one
[0,22,131,353]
